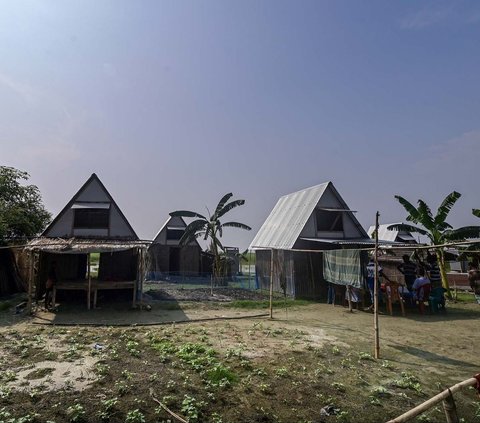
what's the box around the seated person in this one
[397,283,413,304]
[412,269,431,313]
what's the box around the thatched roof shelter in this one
[26,237,149,254]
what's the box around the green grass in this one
[89,252,100,266]
[227,299,313,309]
[452,292,476,303]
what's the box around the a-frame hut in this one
[367,223,418,244]
[249,182,371,299]
[26,173,148,310]
[147,216,202,280]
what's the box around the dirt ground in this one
[0,297,479,423]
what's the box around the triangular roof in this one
[367,223,417,243]
[151,215,201,247]
[42,173,138,240]
[249,182,368,250]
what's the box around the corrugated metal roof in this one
[300,237,376,245]
[367,223,417,243]
[300,237,412,247]
[249,183,329,249]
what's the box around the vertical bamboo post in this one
[87,253,91,310]
[248,252,252,290]
[374,211,380,359]
[139,247,144,307]
[27,251,34,314]
[134,247,140,308]
[269,248,274,319]
[442,389,459,423]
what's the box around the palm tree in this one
[388,192,480,296]
[169,193,251,281]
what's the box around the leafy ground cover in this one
[0,297,479,423]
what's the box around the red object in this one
[475,373,480,397]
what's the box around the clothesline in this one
[251,238,480,254]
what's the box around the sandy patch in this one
[7,355,99,392]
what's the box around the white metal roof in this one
[249,183,330,249]
[367,223,417,243]
[250,182,371,250]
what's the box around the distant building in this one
[367,223,418,244]
[147,216,202,279]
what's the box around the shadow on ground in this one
[30,298,267,326]
[389,344,477,369]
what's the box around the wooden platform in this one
[52,280,136,309]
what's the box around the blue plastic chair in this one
[429,287,445,313]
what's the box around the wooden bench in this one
[52,280,137,309]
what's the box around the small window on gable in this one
[316,209,343,232]
[74,209,110,229]
[166,228,184,241]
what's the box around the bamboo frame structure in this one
[26,251,34,314]
[387,376,479,423]
[87,253,91,310]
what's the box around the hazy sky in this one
[1,1,480,249]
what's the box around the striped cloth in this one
[399,261,417,277]
[428,262,442,287]
[323,249,363,288]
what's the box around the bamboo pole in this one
[442,389,459,423]
[374,211,380,359]
[139,247,145,306]
[87,253,91,310]
[134,248,139,308]
[27,251,34,314]
[386,377,478,423]
[269,248,274,319]
[150,388,188,423]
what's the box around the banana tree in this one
[169,193,251,282]
[457,209,480,261]
[388,192,480,296]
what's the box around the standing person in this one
[468,262,480,305]
[426,252,442,289]
[45,261,57,310]
[397,255,417,291]
[365,256,393,310]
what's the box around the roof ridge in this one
[278,181,330,199]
